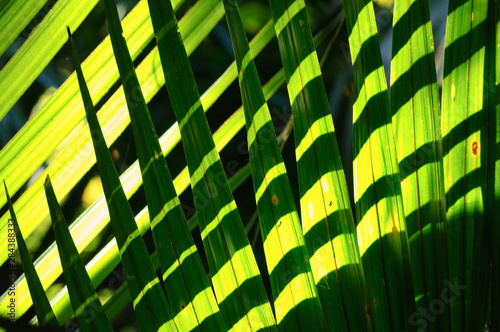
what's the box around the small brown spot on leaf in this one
[56,211,61,219]
[181,304,185,309]
[472,141,478,156]
[366,305,372,316]
[373,300,378,306]
[305,256,309,261]
[272,194,279,205]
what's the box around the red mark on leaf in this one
[272,194,279,205]
[472,141,478,156]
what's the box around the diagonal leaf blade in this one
[3,181,59,329]
[44,175,112,332]
[68,27,177,331]
[0,0,49,57]
[103,0,225,329]
[0,0,100,120]
[148,0,277,329]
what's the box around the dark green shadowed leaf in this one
[102,0,225,329]
[4,181,59,329]
[266,0,372,330]
[390,0,447,330]
[223,0,323,330]
[68,27,177,332]
[44,176,112,332]
[342,0,416,331]
[147,0,276,329]
[441,1,491,331]
[489,1,500,329]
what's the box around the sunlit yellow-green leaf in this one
[342,0,416,330]
[223,0,323,329]
[441,1,490,331]
[391,0,447,330]
[267,0,372,329]
[150,0,276,328]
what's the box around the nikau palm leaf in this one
[0,0,498,331]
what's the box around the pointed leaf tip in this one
[67,26,72,40]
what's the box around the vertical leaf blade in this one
[223,0,323,330]
[489,1,500,330]
[103,0,225,329]
[267,0,372,330]
[342,0,416,330]
[442,1,490,331]
[390,0,448,330]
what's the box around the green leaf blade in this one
[149,0,276,329]
[223,0,324,330]
[0,16,276,319]
[0,0,48,57]
[343,0,417,331]
[4,182,59,329]
[0,0,100,121]
[69,27,176,332]
[390,0,448,330]
[44,175,112,332]
[267,0,372,330]
[104,0,225,328]
[441,1,491,331]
